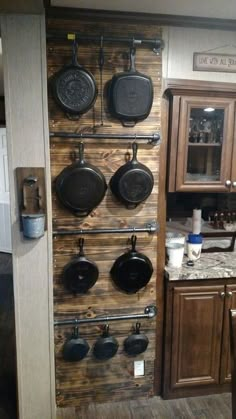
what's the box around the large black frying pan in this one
[51,40,97,116]
[56,142,107,216]
[110,235,153,294]
[63,238,99,294]
[124,323,149,356]
[110,142,154,209]
[93,325,119,360]
[63,327,89,362]
[109,47,153,126]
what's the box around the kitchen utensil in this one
[93,324,119,360]
[124,323,149,355]
[108,47,153,126]
[56,142,107,216]
[110,142,154,209]
[63,238,99,294]
[51,40,97,116]
[63,326,89,362]
[110,235,153,293]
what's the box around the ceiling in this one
[51,0,236,20]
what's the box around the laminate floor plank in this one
[57,393,233,419]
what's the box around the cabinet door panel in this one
[171,285,224,389]
[220,285,236,383]
[176,97,235,192]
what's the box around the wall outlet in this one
[134,360,145,377]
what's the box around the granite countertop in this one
[165,252,236,281]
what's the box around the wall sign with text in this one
[193,52,236,73]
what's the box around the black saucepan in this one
[63,327,90,362]
[93,325,119,360]
[110,235,153,294]
[124,323,149,356]
[56,142,107,216]
[51,40,97,116]
[109,47,153,126]
[110,142,154,209]
[63,238,99,294]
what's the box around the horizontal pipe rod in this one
[50,132,161,145]
[53,222,158,236]
[47,32,163,50]
[54,305,157,327]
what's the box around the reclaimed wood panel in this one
[47,17,162,408]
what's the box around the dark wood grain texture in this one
[230,309,236,419]
[47,17,163,407]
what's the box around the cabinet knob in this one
[225,180,232,187]
[232,181,236,188]
[226,291,233,298]
[219,291,225,298]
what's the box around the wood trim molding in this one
[46,6,236,31]
[163,78,236,96]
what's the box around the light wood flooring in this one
[57,393,232,419]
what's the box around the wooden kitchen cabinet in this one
[163,280,236,399]
[165,79,236,192]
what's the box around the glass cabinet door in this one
[176,97,235,192]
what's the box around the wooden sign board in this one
[193,52,236,73]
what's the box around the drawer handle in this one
[219,291,225,298]
[226,291,233,298]
[225,180,231,187]
[232,181,236,188]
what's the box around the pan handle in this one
[135,322,141,334]
[131,142,138,163]
[72,39,79,66]
[78,238,85,256]
[129,47,136,72]
[77,142,85,164]
[131,235,137,251]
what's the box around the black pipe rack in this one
[50,131,161,146]
[53,221,158,237]
[54,305,157,327]
[47,32,163,52]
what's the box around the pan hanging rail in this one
[50,131,161,146]
[47,32,163,53]
[54,305,157,327]
[53,220,158,237]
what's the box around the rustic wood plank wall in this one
[47,17,163,408]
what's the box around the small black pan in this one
[93,325,119,360]
[51,40,97,116]
[124,323,149,356]
[56,142,107,216]
[62,238,99,294]
[110,142,154,209]
[109,47,153,126]
[110,235,153,294]
[63,327,90,362]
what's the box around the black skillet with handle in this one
[110,142,154,209]
[109,46,153,126]
[63,326,90,362]
[62,238,99,294]
[110,235,153,294]
[124,323,149,356]
[51,39,97,116]
[56,142,107,216]
[93,324,119,360]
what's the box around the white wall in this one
[1,14,55,419]
[163,26,236,82]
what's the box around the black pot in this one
[110,142,154,209]
[63,327,89,362]
[110,235,153,293]
[93,325,119,360]
[124,323,149,356]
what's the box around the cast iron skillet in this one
[63,238,99,294]
[124,323,149,356]
[63,327,90,362]
[56,142,107,216]
[51,40,97,116]
[110,235,153,294]
[93,325,119,360]
[109,47,153,127]
[110,142,154,209]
